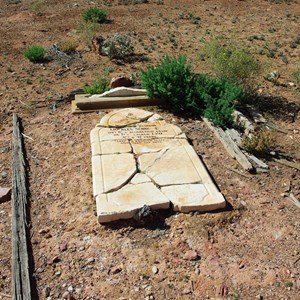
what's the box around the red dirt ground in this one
[0,0,299,299]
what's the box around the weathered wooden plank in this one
[11,113,31,300]
[203,118,254,172]
[243,152,269,170]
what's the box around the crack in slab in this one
[158,181,203,187]
[139,147,171,173]
[104,169,138,194]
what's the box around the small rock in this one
[183,288,191,294]
[110,266,122,274]
[0,187,11,203]
[62,291,69,299]
[87,257,95,263]
[68,286,74,293]
[110,75,133,88]
[55,271,61,276]
[44,286,51,297]
[183,250,200,261]
[79,246,85,251]
[51,256,61,264]
[75,287,82,294]
[152,266,158,274]
[59,242,68,252]
[38,228,49,235]
[0,171,7,178]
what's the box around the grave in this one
[91,108,226,223]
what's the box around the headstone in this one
[91,108,225,223]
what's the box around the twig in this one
[294,256,300,265]
[227,167,252,178]
[274,159,300,171]
[18,100,32,109]
[289,193,300,210]
[21,133,34,141]
[266,123,288,134]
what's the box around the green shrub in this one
[201,77,244,127]
[141,54,243,126]
[24,45,45,62]
[83,78,110,94]
[141,54,202,114]
[82,7,108,23]
[102,33,134,60]
[200,37,262,94]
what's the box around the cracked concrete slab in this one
[91,108,226,223]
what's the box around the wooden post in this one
[11,113,31,300]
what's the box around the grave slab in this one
[91,108,226,223]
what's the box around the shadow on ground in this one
[244,94,300,122]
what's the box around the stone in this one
[0,187,11,203]
[110,75,134,88]
[44,286,51,297]
[152,266,159,274]
[110,266,122,274]
[59,242,68,252]
[183,288,191,294]
[0,171,8,178]
[91,108,226,223]
[87,257,95,263]
[183,250,200,261]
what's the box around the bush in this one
[59,39,79,54]
[201,77,244,127]
[24,45,45,62]
[141,54,202,114]
[200,37,262,94]
[141,54,243,126]
[82,7,108,23]
[30,0,44,14]
[78,20,100,48]
[102,33,134,60]
[242,129,274,157]
[83,78,110,94]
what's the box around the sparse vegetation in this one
[30,0,45,14]
[200,37,262,94]
[83,78,110,94]
[242,129,274,157]
[102,33,134,60]
[59,39,79,54]
[292,64,300,84]
[24,45,45,62]
[78,20,100,48]
[82,7,108,23]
